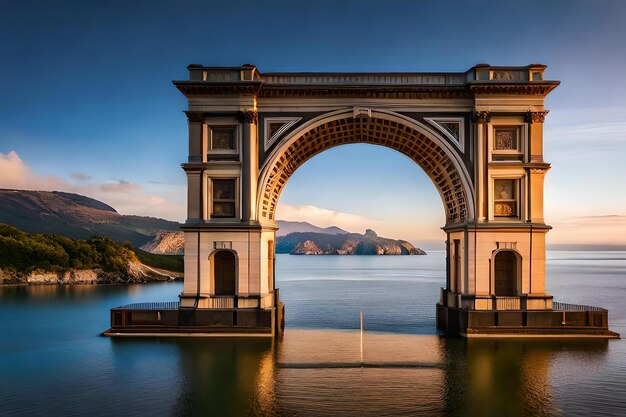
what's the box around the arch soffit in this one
[257,108,476,225]
[492,248,523,260]
[208,248,238,260]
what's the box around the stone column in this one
[527,111,550,224]
[475,111,490,222]
[186,169,203,222]
[185,111,205,163]
[528,111,548,163]
[241,110,258,222]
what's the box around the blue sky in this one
[1,0,626,246]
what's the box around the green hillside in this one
[0,223,183,274]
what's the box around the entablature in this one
[174,64,560,100]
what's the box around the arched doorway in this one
[213,250,236,296]
[494,251,519,296]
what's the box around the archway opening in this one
[273,143,447,332]
[259,114,473,227]
[213,250,236,296]
[494,251,518,296]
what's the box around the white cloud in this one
[546,107,626,143]
[276,204,376,233]
[275,203,445,245]
[0,151,186,221]
[0,151,68,190]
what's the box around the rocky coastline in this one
[0,261,182,285]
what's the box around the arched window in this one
[213,251,236,296]
[494,251,518,296]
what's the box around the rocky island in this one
[277,228,426,255]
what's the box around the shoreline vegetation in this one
[0,223,182,285]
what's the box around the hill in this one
[275,220,348,237]
[0,223,182,284]
[140,222,426,256]
[0,189,180,246]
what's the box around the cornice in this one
[468,81,560,96]
[173,81,263,96]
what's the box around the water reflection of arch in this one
[257,109,475,227]
[440,338,609,417]
[209,249,237,296]
[160,332,610,416]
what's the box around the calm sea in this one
[1,251,625,416]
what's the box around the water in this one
[1,251,625,416]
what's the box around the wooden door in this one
[214,251,236,296]
[494,251,517,296]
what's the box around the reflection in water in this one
[0,283,99,300]
[442,338,610,417]
[162,337,276,417]
[164,331,609,417]
[1,252,623,417]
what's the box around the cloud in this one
[573,214,626,223]
[99,179,141,193]
[0,151,186,221]
[548,214,626,245]
[275,203,446,245]
[70,172,91,181]
[0,150,68,190]
[276,204,376,233]
[546,108,626,144]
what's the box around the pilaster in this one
[240,110,259,221]
[185,111,205,163]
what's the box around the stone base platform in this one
[103,301,285,338]
[437,303,620,338]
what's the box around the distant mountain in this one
[140,230,184,255]
[0,189,180,246]
[139,220,350,255]
[276,228,426,255]
[276,220,348,237]
[139,221,426,256]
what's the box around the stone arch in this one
[257,110,474,226]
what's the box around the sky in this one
[1,0,626,247]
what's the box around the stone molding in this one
[184,111,204,123]
[474,111,491,124]
[238,110,258,125]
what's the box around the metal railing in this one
[553,302,607,312]
[115,294,279,311]
[116,301,180,310]
[206,297,235,309]
[494,297,521,310]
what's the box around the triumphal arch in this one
[105,63,618,338]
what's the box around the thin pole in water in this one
[360,310,364,363]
